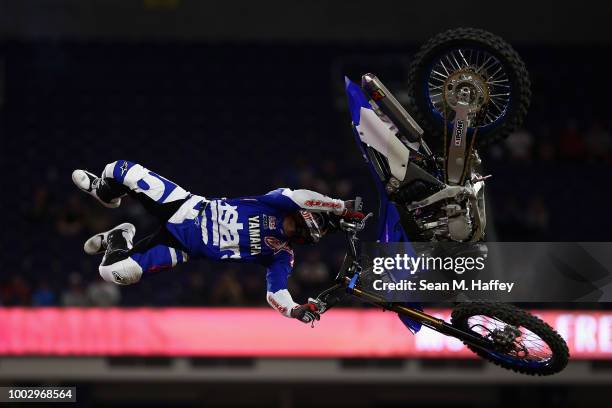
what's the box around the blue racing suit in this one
[98,160,347,317]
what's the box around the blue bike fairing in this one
[345,76,373,128]
[345,77,423,333]
[345,77,388,241]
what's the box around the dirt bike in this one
[313,28,569,375]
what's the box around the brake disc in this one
[443,69,490,117]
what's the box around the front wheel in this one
[451,302,569,375]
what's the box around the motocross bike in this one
[313,28,569,375]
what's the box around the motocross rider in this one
[72,160,365,324]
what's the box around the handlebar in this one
[314,198,372,314]
[337,198,373,287]
[339,212,372,259]
[339,212,372,234]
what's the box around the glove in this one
[290,301,321,324]
[341,200,365,220]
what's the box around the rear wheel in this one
[406,28,531,153]
[451,302,569,375]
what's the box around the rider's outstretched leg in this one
[95,223,188,285]
[73,160,191,221]
[75,161,192,284]
[100,160,191,219]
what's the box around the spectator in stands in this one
[506,128,534,161]
[61,273,89,306]
[180,271,209,306]
[559,118,586,160]
[27,186,53,224]
[209,268,245,306]
[534,123,556,162]
[55,194,87,237]
[241,272,266,306]
[32,279,56,306]
[585,121,611,162]
[1,276,32,306]
[525,196,550,236]
[87,280,121,307]
[294,249,330,296]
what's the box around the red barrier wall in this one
[0,308,610,358]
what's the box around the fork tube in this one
[348,283,494,348]
[447,101,471,185]
[348,285,444,329]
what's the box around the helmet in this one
[294,210,328,244]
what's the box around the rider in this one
[72,160,364,324]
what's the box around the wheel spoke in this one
[479,58,499,75]
[439,60,451,76]
[446,55,459,71]
[487,77,509,84]
[458,49,469,67]
[451,52,462,70]
[487,66,503,81]
[475,56,493,74]
[432,69,448,79]
[488,98,503,112]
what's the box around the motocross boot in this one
[84,223,136,255]
[72,169,123,208]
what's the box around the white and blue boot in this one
[72,169,122,208]
[83,222,136,255]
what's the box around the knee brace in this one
[99,257,143,285]
[102,160,140,184]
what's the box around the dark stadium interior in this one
[1,1,611,407]
[1,42,610,308]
